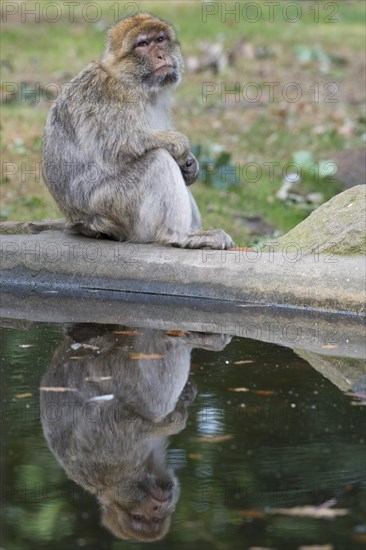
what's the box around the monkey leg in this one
[136,149,235,250]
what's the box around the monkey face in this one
[134,30,182,88]
[104,13,184,91]
[101,474,180,541]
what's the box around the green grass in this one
[1,0,365,243]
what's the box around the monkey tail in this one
[0,219,65,235]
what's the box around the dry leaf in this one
[81,343,99,350]
[298,545,333,550]
[196,434,233,443]
[238,509,264,519]
[233,360,254,365]
[128,353,164,360]
[85,376,112,382]
[113,330,139,336]
[269,506,348,519]
[166,330,190,337]
[15,393,32,399]
[229,387,250,392]
[345,392,366,399]
[353,534,366,543]
[40,386,77,392]
[188,453,203,460]
[321,345,337,349]
[254,390,276,396]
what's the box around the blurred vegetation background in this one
[1,0,365,245]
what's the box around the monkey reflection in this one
[40,325,230,541]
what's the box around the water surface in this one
[1,322,365,550]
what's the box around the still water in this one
[1,322,366,550]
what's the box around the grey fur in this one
[42,14,234,249]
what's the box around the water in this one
[1,321,366,550]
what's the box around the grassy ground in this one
[1,0,365,245]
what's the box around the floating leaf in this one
[87,394,114,402]
[229,387,250,392]
[15,393,32,399]
[113,330,139,336]
[40,387,77,392]
[345,392,366,399]
[196,434,233,443]
[166,330,190,337]
[254,390,276,396]
[129,353,164,360]
[233,360,255,365]
[238,509,264,519]
[188,453,203,460]
[269,505,348,519]
[19,344,34,349]
[85,376,112,382]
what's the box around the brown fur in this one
[40,325,231,541]
[42,13,234,249]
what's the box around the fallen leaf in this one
[345,392,366,399]
[85,376,112,382]
[353,534,366,543]
[71,343,99,351]
[234,360,255,365]
[40,387,77,392]
[113,330,139,336]
[15,393,32,399]
[238,509,264,519]
[229,387,250,392]
[81,343,99,350]
[254,390,276,396]
[298,545,333,550]
[129,353,164,360]
[188,453,203,460]
[321,345,337,349]
[269,506,348,519]
[166,330,190,337]
[87,394,114,402]
[196,434,233,443]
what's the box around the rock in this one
[274,185,366,255]
[331,149,366,189]
[295,350,366,392]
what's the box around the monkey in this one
[41,13,235,249]
[40,325,231,541]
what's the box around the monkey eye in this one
[136,40,149,48]
[155,36,165,43]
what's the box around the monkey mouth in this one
[154,63,175,73]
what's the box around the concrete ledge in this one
[1,290,365,360]
[1,231,365,315]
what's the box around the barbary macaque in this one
[42,13,234,249]
[40,325,231,541]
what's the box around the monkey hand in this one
[179,153,199,186]
[155,130,190,162]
